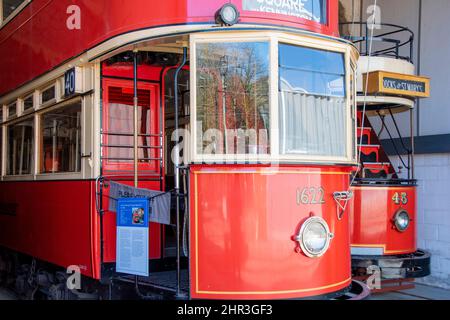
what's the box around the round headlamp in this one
[215,4,240,26]
[394,209,410,232]
[295,217,334,258]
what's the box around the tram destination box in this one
[363,70,430,98]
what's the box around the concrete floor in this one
[1,283,449,300]
[0,288,17,300]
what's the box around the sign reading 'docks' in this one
[242,0,326,23]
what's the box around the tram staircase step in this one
[353,111,399,182]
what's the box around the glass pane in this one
[242,0,327,24]
[8,102,16,118]
[280,69,345,97]
[196,42,270,155]
[279,44,345,76]
[2,0,25,20]
[41,102,81,173]
[7,118,34,175]
[41,86,56,104]
[279,44,347,157]
[105,86,154,163]
[24,95,33,111]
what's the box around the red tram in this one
[341,22,431,288]
[0,0,368,300]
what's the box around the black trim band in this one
[382,134,450,155]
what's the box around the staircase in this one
[354,110,399,182]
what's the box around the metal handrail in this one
[340,22,414,62]
[377,110,412,179]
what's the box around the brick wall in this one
[392,153,450,289]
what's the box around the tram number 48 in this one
[297,187,326,205]
[392,192,408,205]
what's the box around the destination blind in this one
[242,0,327,23]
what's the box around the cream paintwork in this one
[356,56,416,112]
[1,24,358,181]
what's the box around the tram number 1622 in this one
[297,187,326,205]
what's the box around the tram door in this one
[101,78,163,262]
[102,78,162,186]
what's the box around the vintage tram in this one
[341,22,431,289]
[0,0,369,300]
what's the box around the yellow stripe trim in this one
[196,277,352,295]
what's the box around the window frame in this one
[22,92,35,114]
[6,100,17,120]
[4,114,35,177]
[190,31,358,165]
[0,0,31,29]
[36,97,84,179]
[39,83,57,108]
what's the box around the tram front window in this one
[279,44,347,157]
[196,41,270,156]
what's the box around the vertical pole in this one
[174,47,187,299]
[133,51,139,188]
[410,108,415,180]
[52,119,57,173]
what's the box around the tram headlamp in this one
[394,210,410,232]
[295,217,334,258]
[215,4,240,26]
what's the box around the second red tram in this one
[0,0,371,300]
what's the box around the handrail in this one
[377,110,412,179]
[340,22,414,62]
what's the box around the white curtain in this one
[279,91,346,157]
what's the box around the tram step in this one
[362,162,392,179]
[358,144,381,162]
[357,127,372,145]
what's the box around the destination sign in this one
[383,77,426,94]
[242,0,326,23]
[364,71,430,98]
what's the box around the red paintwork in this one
[0,0,339,96]
[359,145,380,162]
[189,165,353,299]
[349,186,417,255]
[101,180,162,265]
[101,75,163,265]
[0,181,98,278]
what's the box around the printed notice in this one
[116,198,149,276]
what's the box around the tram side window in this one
[40,102,82,173]
[278,44,347,157]
[196,42,270,155]
[7,118,34,175]
[2,0,26,22]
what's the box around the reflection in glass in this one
[7,118,34,175]
[41,102,82,173]
[2,0,26,21]
[8,102,16,118]
[196,42,270,155]
[279,44,347,157]
[41,86,56,104]
[24,95,33,111]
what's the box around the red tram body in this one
[1,0,425,300]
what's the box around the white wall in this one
[419,0,450,136]
[392,153,450,289]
